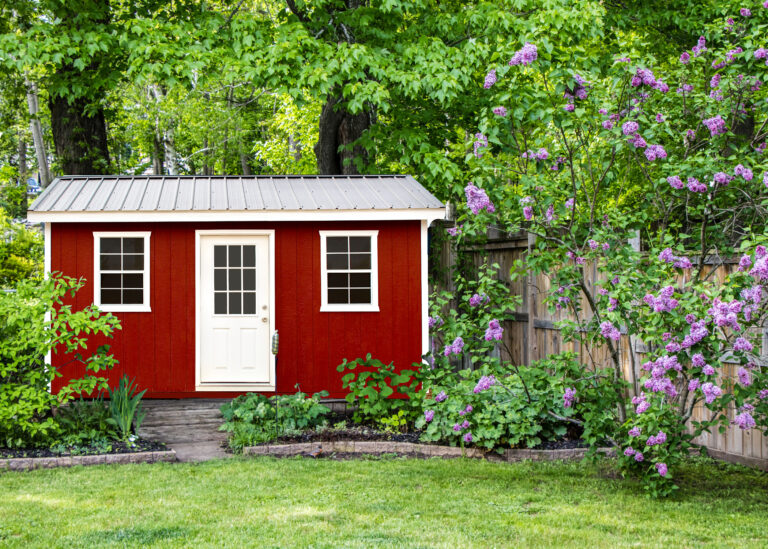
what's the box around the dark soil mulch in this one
[0,438,167,459]
[259,425,423,446]
[535,439,590,450]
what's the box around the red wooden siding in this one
[50,221,423,398]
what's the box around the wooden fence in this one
[431,224,768,470]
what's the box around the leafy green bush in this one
[107,375,147,441]
[337,354,423,425]
[417,354,618,451]
[0,166,28,219]
[0,213,43,286]
[56,395,118,446]
[0,275,120,448]
[220,389,330,452]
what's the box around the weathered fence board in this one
[432,224,768,470]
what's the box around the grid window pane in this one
[101,238,121,254]
[350,273,370,288]
[101,273,122,289]
[350,289,371,304]
[243,269,256,291]
[214,246,227,267]
[214,269,227,291]
[229,292,242,315]
[228,269,241,291]
[350,237,370,253]
[214,292,227,314]
[123,290,144,304]
[243,246,256,267]
[243,293,256,314]
[228,245,241,267]
[327,254,348,270]
[122,238,144,254]
[101,289,122,304]
[349,253,371,270]
[328,273,348,288]
[328,289,348,304]
[122,254,144,271]
[327,237,348,253]
[123,273,143,289]
[100,255,121,270]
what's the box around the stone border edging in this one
[244,441,615,461]
[0,450,177,472]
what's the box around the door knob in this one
[261,317,268,323]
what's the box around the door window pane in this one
[214,292,227,314]
[243,246,256,267]
[243,293,256,314]
[228,245,241,267]
[229,292,242,315]
[228,269,241,291]
[214,246,227,267]
[214,269,227,291]
[243,269,256,291]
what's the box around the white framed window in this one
[320,230,379,312]
[93,232,151,312]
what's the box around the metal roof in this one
[30,175,444,214]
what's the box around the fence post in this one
[526,232,538,365]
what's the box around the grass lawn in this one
[1,456,767,548]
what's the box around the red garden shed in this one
[28,175,445,399]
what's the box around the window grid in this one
[325,236,373,305]
[213,244,258,315]
[99,237,145,305]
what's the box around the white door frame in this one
[195,229,276,391]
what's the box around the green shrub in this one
[0,275,120,448]
[337,354,423,426]
[107,375,147,441]
[55,395,118,446]
[220,389,330,452]
[0,213,43,286]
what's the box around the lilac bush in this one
[429,6,768,496]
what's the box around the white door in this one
[199,234,272,385]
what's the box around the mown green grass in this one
[1,456,766,548]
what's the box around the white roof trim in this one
[27,207,447,224]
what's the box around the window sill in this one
[95,305,152,313]
[320,305,380,313]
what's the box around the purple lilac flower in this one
[758,389,768,400]
[655,463,668,477]
[484,319,503,341]
[447,226,461,237]
[473,133,488,158]
[563,103,575,112]
[689,378,701,391]
[655,113,664,123]
[751,254,768,281]
[680,51,691,64]
[634,452,644,462]
[608,298,618,312]
[536,148,549,160]
[756,48,768,60]
[474,375,497,393]
[622,121,639,135]
[667,176,684,189]
[469,293,489,307]
[461,419,470,430]
[428,316,444,328]
[493,106,508,117]
[713,172,733,185]
[636,401,650,414]
[509,42,538,66]
[629,427,641,437]
[523,206,533,221]
[563,387,576,409]
[701,382,722,404]
[740,8,751,16]
[733,411,756,430]
[687,177,707,192]
[465,405,473,413]
[703,364,715,376]
[734,338,753,352]
[465,183,495,214]
[764,171,768,188]
[624,447,635,457]
[484,69,497,89]
[435,391,447,403]
[708,298,743,331]
[710,74,721,88]
[645,144,667,161]
[424,410,435,422]
[703,115,727,136]
[602,120,614,130]
[600,321,621,341]
[453,423,462,432]
[737,367,752,387]
[463,432,473,443]
[734,164,753,181]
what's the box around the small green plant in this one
[219,388,330,452]
[56,395,118,446]
[376,411,410,434]
[107,375,146,441]
[337,354,423,426]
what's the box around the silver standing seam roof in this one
[29,175,444,214]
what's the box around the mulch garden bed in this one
[0,438,166,459]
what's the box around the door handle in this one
[261,317,268,323]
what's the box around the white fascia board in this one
[27,208,446,224]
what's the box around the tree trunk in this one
[49,92,110,175]
[152,132,165,175]
[17,134,27,180]
[24,78,52,187]
[314,95,371,175]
